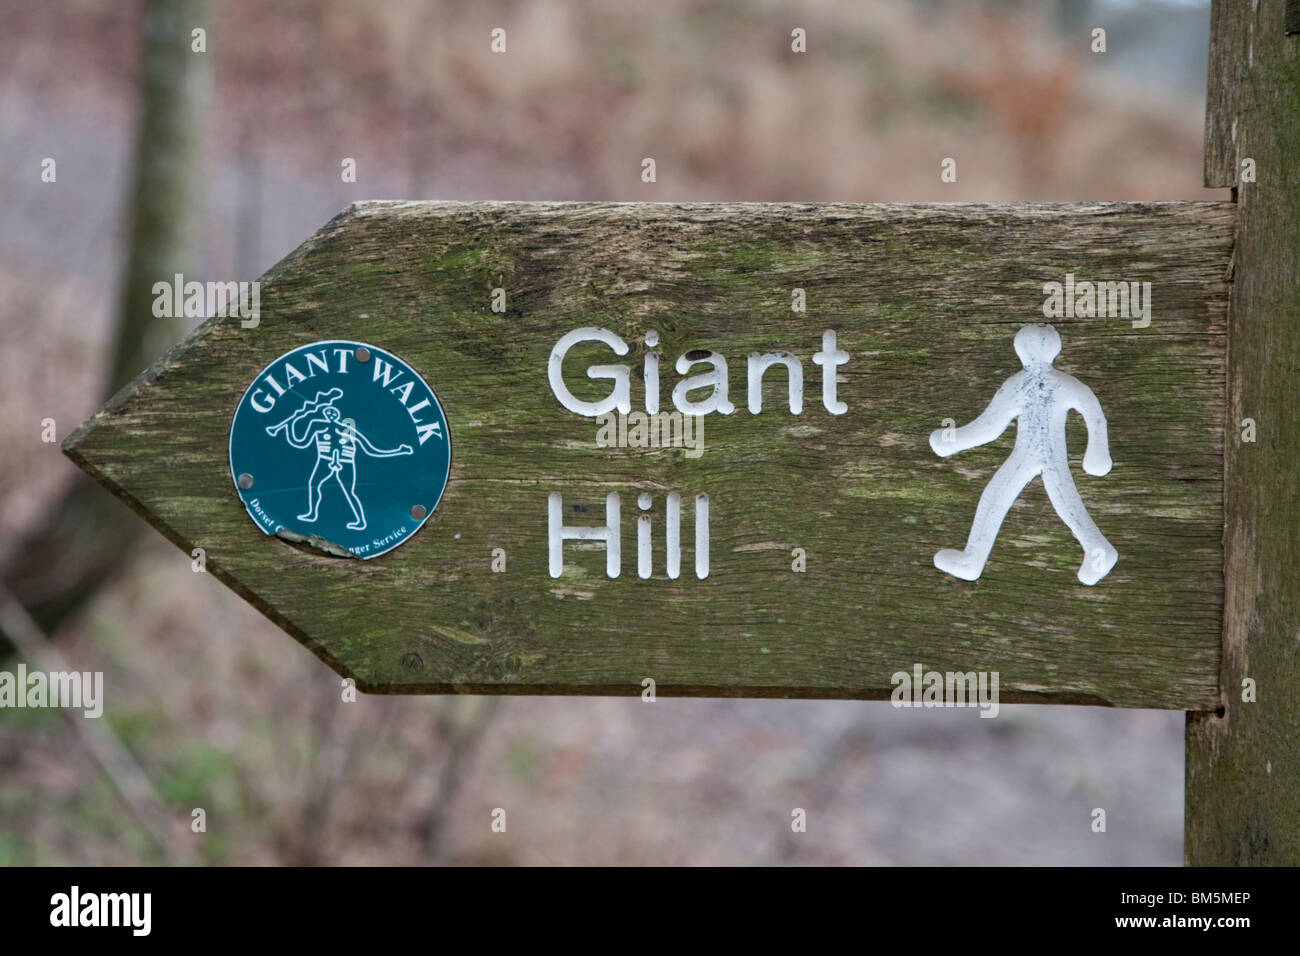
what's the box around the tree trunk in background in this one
[0,0,206,652]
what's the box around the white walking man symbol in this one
[929,323,1118,586]
[265,389,413,532]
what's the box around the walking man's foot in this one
[1077,543,1118,586]
[934,548,984,581]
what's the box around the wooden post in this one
[1185,0,1300,864]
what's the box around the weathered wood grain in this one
[1187,0,1300,865]
[1203,0,1253,188]
[65,201,1232,707]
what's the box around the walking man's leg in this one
[935,453,1038,581]
[1041,461,1117,585]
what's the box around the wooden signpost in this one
[69,200,1234,707]
[62,0,1298,865]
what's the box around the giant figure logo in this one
[229,340,451,558]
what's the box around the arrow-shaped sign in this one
[64,200,1231,706]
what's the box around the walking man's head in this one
[1014,323,1062,367]
[322,405,341,422]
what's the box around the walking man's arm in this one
[1070,385,1112,476]
[930,374,1022,457]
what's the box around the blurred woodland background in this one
[0,0,1223,865]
